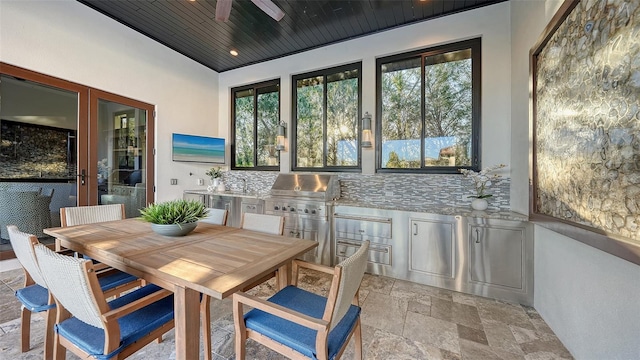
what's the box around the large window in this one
[377,38,481,173]
[292,63,362,171]
[231,80,280,170]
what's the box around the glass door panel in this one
[95,99,148,218]
[0,74,81,254]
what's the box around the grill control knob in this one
[290,207,295,212]
[311,209,317,214]
[274,206,279,210]
[304,209,309,213]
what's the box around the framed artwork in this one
[530,0,640,259]
[172,133,225,164]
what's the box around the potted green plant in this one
[140,199,208,236]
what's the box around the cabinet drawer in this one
[334,214,392,239]
[336,239,391,266]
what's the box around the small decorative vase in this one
[150,222,198,237]
[207,178,219,192]
[217,182,226,192]
[471,198,488,211]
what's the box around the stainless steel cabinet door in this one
[410,219,455,278]
[183,192,206,205]
[469,225,524,289]
[209,195,239,227]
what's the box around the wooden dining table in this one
[44,218,318,360]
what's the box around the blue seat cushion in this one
[97,270,138,292]
[55,284,174,359]
[15,284,55,312]
[14,270,136,314]
[244,285,361,360]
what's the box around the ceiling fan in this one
[215,0,285,22]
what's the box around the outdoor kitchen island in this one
[185,175,532,306]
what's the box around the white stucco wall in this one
[509,0,547,215]
[218,2,513,176]
[0,0,219,201]
[535,227,640,359]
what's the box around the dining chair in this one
[199,208,228,225]
[59,204,140,289]
[32,243,175,360]
[232,240,369,360]
[38,188,55,231]
[60,203,125,228]
[57,203,126,252]
[240,213,285,235]
[238,212,285,289]
[202,211,284,360]
[6,225,145,360]
[0,190,53,240]
[199,208,228,360]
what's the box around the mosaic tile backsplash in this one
[535,0,640,242]
[338,173,510,211]
[223,171,510,211]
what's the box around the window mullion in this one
[420,55,426,170]
[377,38,479,173]
[253,87,259,168]
[322,74,328,168]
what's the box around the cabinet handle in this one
[413,223,418,236]
[475,228,480,243]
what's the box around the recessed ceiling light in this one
[230,49,239,56]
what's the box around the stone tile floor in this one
[0,267,572,359]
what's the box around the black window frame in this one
[375,38,482,174]
[291,62,363,172]
[230,79,281,171]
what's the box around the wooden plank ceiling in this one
[79,0,505,73]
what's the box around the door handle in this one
[77,169,86,185]
[413,223,418,236]
[475,228,481,243]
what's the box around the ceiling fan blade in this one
[251,0,285,21]
[215,0,232,22]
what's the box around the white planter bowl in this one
[471,198,489,211]
[150,222,197,237]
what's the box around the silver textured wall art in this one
[532,0,640,242]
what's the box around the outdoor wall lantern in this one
[362,112,372,148]
[275,122,286,151]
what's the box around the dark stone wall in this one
[0,120,75,179]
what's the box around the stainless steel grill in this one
[264,174,339,266]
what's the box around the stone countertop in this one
[333,200,529,221]
[183,190,529,221]
[184,189,266,199]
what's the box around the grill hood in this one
[269,174,340,201]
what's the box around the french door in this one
[89,90,155,216]
[0,62,154,215]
